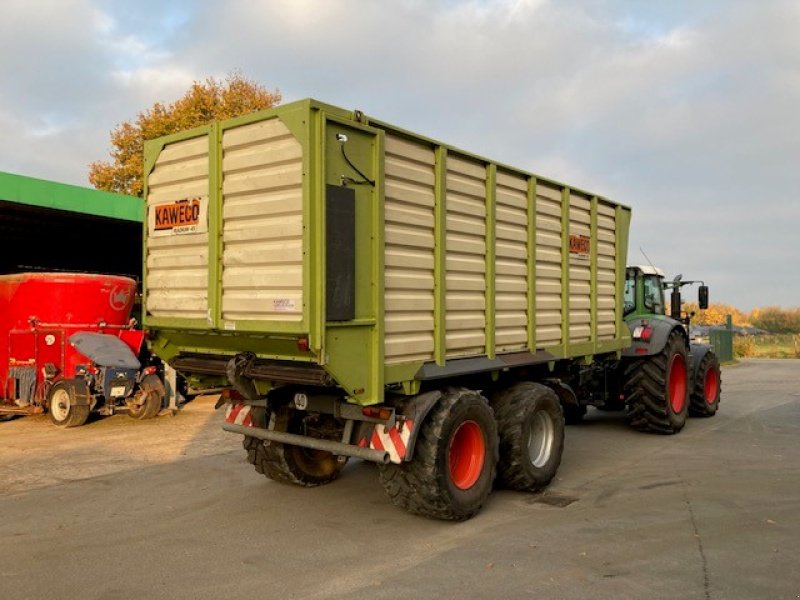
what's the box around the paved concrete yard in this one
[1,359,798,599]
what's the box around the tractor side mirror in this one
[698,285,709,309]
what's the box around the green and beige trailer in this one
[143,98,632,520]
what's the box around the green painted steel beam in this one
[615,205,632,345]
[527,177,537,351]
[590,196,599,352]
[0,170,142,222]
[209,121,223,329]
[561,187,571,356]
[485,164,497,359]
[434,146,448,366]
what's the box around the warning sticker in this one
[149,196,208,236]
[273,298,297,313]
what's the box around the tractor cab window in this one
[623,274,636,315]
[643,275,665,315]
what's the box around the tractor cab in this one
[624,265,667,318]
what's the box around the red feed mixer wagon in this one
[0,273,164,427]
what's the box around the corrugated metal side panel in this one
[445,155,486,357]
[596,202,618,340]
[495,171,528,352]
[383,135,436,364]
[569,193,592,343]
[535,182,563,346]
[220,119,304,322]
[146,136,209,319]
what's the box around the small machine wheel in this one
[48,381,90,428]
[624,330,689,434]
[491,382,565,491]
[689,351,721,417]
[377,388,498,521]
[128,374,164,420]
[244,408,346,487]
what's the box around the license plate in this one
[110,386,127,398]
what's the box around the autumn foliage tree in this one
[89,73,281,197]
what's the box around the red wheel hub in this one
[448,420,486,490]
[704,368,719,405]
[668,354,687,414]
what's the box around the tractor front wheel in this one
[377,388,498,521]
[624,330,689,434]
[689,351,721,417]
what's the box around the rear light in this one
[632,325,653,342]
[221,388,245,402]
[362,406,393,421]
[142,366,157,376]
[297,337,310,352]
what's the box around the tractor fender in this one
[622,318,687,358]
[688,343,713,384]
[49,378,93,407]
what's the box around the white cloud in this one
[0,0,797,308]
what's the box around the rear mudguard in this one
[622,318,687,358]
[357,391,442,464]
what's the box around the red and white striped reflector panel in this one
[359,419,414,464]
[225,403,254,427]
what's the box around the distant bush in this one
[750,307,800,334]
[734,336,756,358]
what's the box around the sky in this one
[1,0,798,310]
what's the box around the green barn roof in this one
[0,171,143,222]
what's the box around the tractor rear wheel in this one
[689,351,721,417]
[624,330,689,434]
[491,382,564,491]
[48,381,90,428]
[244,408,346,487]
[377,388,498,521]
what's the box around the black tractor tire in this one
[624,330,690,434]
[243,408,346,487]
[377,388,499,521]
[689,351,721,417]
[491,382,565,491]
[47,381,90,428]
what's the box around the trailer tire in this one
[624,330,689,434]
[47,381,90,428]
[689,352,721,417]
[491,382,564,491]
[243,409,346,487]
[377,388,498,521]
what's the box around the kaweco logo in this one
[154,198,201,232]
[149,196,208,236]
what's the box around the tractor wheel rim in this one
[50,389,70,422]
[527,411,555,468]
[448,420,486,490]
[704,368,719,405]
[668,354,687,414]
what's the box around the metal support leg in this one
[163,364,184,411]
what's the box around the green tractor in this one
[566,265,722,434]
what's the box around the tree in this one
[89,73,281,197]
